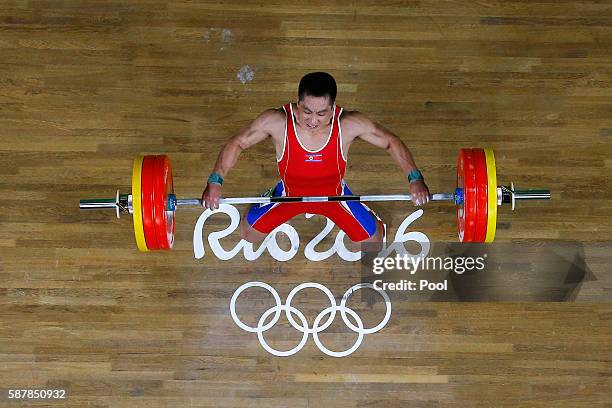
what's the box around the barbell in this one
[79,148,551,251]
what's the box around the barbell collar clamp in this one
[499,182,551,211]
[79,191,132,218]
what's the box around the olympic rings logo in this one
[230,282,392,357]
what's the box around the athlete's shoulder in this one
[339,110,375,132]
[248,108,285,142]
[252,108,285,131]
[258,107,285,122]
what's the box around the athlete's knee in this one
[239,224,257,243]
[239,218,266,243]
[362,219,384,244]
[375,219,384,236]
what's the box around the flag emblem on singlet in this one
[305,153,323,163]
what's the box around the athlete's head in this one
[297,72,337,131]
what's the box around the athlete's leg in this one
[352,218,384,252]
[322,181,385,251]
[239,181,301,243]
[240,206,268,243]
[239,183,280,244]
[357,218,384,242]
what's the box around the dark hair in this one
[298,72,337,105]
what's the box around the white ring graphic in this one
[341,283,392,334]
[230,281,392,357]
[285,283,337,333]
[312,305,364,358]
[257,305,310,357]
[230,281,282,332]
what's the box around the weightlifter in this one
[201,72,431,244]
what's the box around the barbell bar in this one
[79,148,551,251]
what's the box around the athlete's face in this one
[297,95,334,131]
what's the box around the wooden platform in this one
[0,1,610,406]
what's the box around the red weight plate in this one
[153,155,175,249]
[140,155,160,250]
[472,148,489,243]
[456,149,477,242]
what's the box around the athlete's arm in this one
[201,109,278,209]
[211,109,278,177]
[347,111,431,206]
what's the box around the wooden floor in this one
[1,1,611,406]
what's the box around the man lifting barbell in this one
[79,80,551,251]
[201,72,432,245]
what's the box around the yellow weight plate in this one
[132,155,149,252]
[484,148,497,243]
